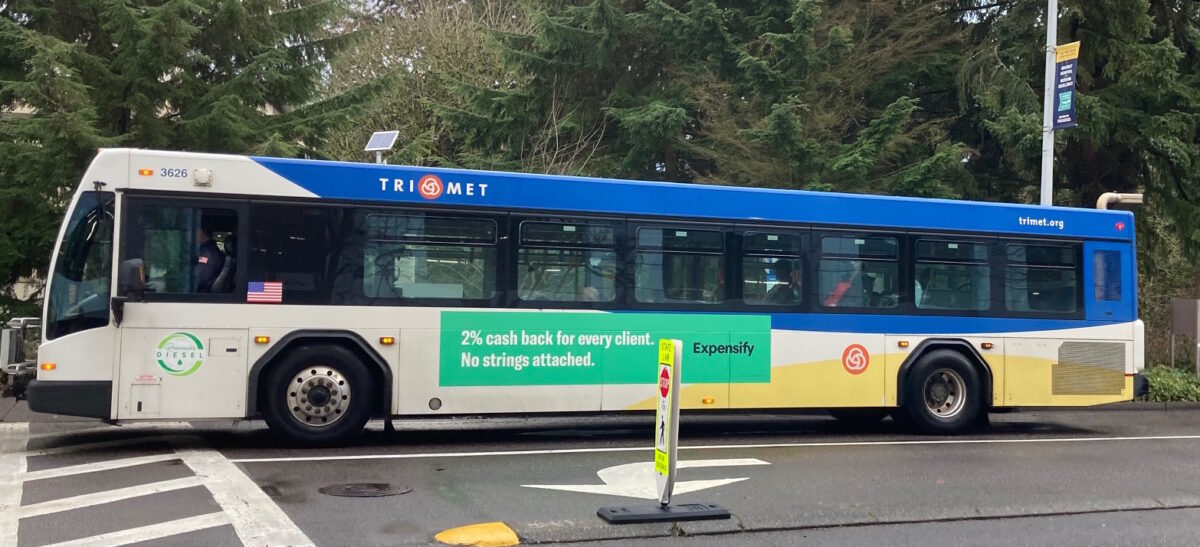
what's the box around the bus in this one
[29,148,1147,444]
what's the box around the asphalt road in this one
[3,403,1200,546]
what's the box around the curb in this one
[1018,402,1200,412]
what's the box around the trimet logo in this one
[378,173,489,200]
[418,174,443,200]
[155,332,205,376]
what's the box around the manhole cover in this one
[318,483,411,498]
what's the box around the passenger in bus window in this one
[823,263,860,307]
[766,259,801,304]
[580,286,600,302]
[195,225,224,292]
[915,267,932,308]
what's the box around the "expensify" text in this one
[693,341,756,357]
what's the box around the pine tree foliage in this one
[0,0,366,318]
[423,0,973,196]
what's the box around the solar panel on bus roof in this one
[364,130,400,152]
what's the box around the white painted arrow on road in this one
[521,458,769,500]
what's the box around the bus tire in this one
[262,345,373,445]
[902,349,983,435]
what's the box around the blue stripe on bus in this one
[251,156,1134,241]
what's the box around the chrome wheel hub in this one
[923,368,967,418]
[287,366,350,427]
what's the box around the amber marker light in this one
[898,341,910,348]
[380,336,396,346]
[981,342,995,350]
[254,336,270,345]
[137,168,154,176]
[702,397,716,405]
[40,362,56,371]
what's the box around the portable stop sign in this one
[654,339,681,505]
[597,338,730,524]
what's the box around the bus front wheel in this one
[902,350,983,435]
[262,345,373,445]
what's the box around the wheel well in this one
[248,331,392,418]
[896,339,993,409]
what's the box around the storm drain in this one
[319,483,411,498]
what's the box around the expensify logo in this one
[693,341,756,357]
[1018,216,1065,230]
[377,173,489,200]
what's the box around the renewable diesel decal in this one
[155,332,205,376]
[439,312,771,386]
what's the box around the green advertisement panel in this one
[439,311,771,386]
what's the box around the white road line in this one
[18,476,204,519]
[21,434,182,458]
[229,433,1200,463]
[172,439,314,547]
[40,512,231,547]
[0,423,28,547]
[21,453,180,482]
[15,422,196,442]
[0,423,30,433]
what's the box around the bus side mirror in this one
[118,259,148,301]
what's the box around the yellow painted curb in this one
[434,521,519,546]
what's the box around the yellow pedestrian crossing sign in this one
[654,339,681,506]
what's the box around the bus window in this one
[914,240,990,311]
[635,227,725,305]
[1093,250,1122,301]
[1005,243,1078,313]
[361,213,497,301]
[817,234,899,309]
[45,191,114,340]
[248,204,349,304]
[742,231,803,306]
[518,221,616,303]
[131,206,238,295]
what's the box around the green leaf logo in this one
[155,332,205,376]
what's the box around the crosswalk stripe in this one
[21,453,181,481]
[40,512,230,547]
[18,476,204,519]
[21,434,182,458]
[0,423,28,546]
[173,440,314,547]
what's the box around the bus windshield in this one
[45,191,114,340]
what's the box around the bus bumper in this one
[1133,374,1150,399]
[26,380,111,419]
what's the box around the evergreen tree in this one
[0,0,368,319]
[428,0,975,196]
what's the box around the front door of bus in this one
[115,196,250,419]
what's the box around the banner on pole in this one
[1053,41,1080,129]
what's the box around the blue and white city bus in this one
[30,149,1146,443]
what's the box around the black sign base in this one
[597,503,731,524]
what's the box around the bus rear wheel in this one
[262,345,372,445]
[902,350,983,435]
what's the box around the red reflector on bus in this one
[1115,222,1125,231]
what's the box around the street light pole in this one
[1039,0,1058,206]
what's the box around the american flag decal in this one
[247,281,283,303]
